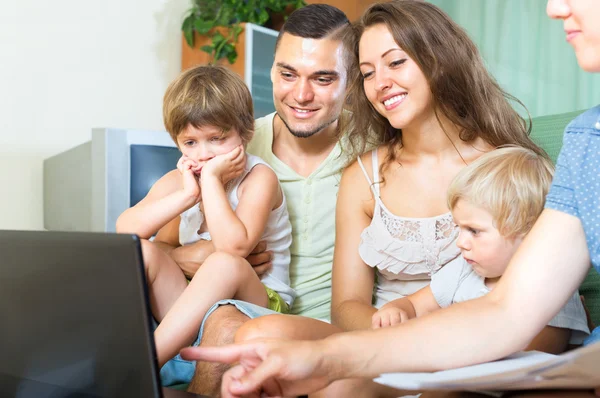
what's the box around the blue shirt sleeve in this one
[545,134,580,218]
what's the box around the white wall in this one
[0,0,189,230]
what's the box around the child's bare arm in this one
[371,298,416,329]
[202,159,280,257]
[116,170,198,239]
[372,286,442,329]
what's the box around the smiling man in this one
[158,4,352,395]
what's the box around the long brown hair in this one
[339,0,547,170]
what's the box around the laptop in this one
[0,230,207,397]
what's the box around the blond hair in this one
[447,146,554,238]
[163,65,254,145]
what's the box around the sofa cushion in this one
[529,110,585,163]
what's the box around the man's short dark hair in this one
[274,4,349,50]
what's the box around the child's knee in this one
[202,252,252,280]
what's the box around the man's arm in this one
[151,214,212,278]
[170,240,215,278]
[183,209,592,397]
[169,239,272,279]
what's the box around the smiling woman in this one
[329,0,549,335]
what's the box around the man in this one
[160,4,351,394]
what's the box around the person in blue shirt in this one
[180,1,600,396]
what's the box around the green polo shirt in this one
[247,113,346,320]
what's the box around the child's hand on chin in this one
[201,145,246,185]
[177,155,202,204]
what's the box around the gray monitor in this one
[44,128,179,232]
[244,23,278,118]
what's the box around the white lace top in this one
[357,150,461,307]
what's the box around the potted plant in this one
[182,0,306,65]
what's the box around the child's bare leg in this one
[141,239,188,321]
[154,251,267,367]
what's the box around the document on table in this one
[374,341,600,392]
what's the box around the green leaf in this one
[194,19,214,34]
[182,0,307,62]
[182,14,195,47]
[200,45,214,54]
[223,44,238,64]
[232,24,243,37]
[258,8,270,25]
[212,31,226,44]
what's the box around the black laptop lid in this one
[0,231,161,398]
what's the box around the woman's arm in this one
[116,170,197,239]
[202,161,280,258]
[331,159,378,331]
[182,209,593,397]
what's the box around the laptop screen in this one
[0,231,161,397]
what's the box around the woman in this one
[182,0,600,396]
[330,0,547,333]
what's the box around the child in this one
[116,65,295,367]
[371,146,590,353]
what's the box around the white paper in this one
[374,342,600,392]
